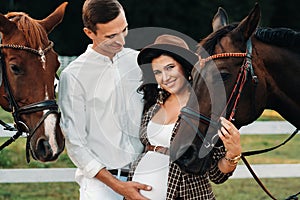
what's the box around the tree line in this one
[0,0,299,56]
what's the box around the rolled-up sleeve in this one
[208,146,232,184]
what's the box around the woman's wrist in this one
[218,156,238,173]
[225,148,242,161]
[224,154,241,166]
[218,151,242,173]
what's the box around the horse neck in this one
[254,39,300,101]
[253,38,300,128]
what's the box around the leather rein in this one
[180,39,299,200]
[0,40,59,163]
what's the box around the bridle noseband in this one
[0,40,59,162]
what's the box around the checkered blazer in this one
[128,103,232,199]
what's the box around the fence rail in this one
[0,164,300,183]
[58,55,77,70]
[0,121,297,137]
[1,57,299,183]
[0,121,299,183]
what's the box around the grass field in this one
[0,178,299,200]
[257,109,285,121]
[0,108,285,123]
[0,133,299,199]
[0,109,298,199]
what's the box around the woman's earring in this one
[157,85,164,104]
[188,75,193,85]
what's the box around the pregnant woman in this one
[128,34,242,200]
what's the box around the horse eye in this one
[220,73,231,81]
[213,72,231,82]
[10,64,24,75]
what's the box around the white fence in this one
[239,121,297,134]
[1,164,300,183]
[0,56,298,183]
[0,121,299,183]
[0,120,297,137]
[58,55,77,70]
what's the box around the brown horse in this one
[170,4,300,174]
[0,3,68,162]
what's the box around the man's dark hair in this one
[82,0,123,33]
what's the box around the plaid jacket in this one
[128,103,232,199]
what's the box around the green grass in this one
[0,183,79,200]
[240,134,300,164]
[1,134,298,168]
[0,134,299,199]
[0,108,298,199]
[0,109,13,123]
[0,138,75,168]
[0,178,298,200]
[213,178,300,200]
[257,109,285,121]
[0,108,283,123]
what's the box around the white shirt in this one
[58,45,144,178]
[147,121,174,147]
[133,121,174,200]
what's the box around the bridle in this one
[180,39,300,200]
[180,39,257,148]
[0,40,60,162]
[212,39,257,122]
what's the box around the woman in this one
[128,34,242,199]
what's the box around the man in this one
[58,0,151,199]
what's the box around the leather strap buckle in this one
[145,145,169,155]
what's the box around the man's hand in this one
[95,168,152,200]
[115,181,152,200]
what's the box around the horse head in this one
[195,3,262,129]
[170,4,263,173]
[197,3,300,129]
[171,2,300,174]
[0,2,68,162]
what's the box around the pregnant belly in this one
[132,151,169,200]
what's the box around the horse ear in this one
[212,7,229,32]
[38,2,68,34]
[233,3,261,40]
[0,14,17,35]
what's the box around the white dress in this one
[132,121,174,200]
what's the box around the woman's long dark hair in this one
[137,50,193,113]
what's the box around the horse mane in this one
[198,23,300,55]
[255,27,300,52]
[197,23,238,56]
[5,12,48,49]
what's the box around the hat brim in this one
[137,44,198,69]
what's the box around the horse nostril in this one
[37,139,53,159]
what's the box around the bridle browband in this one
[200,52,246,65]
[0,41,54,64]
[0,40,59,163]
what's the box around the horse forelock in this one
[197,24,238,56]
[255,27,300,52]
[5,12,48,49]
